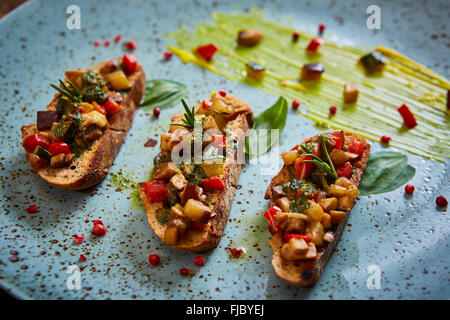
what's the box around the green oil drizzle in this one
[166,8,449,161]
[109,169,144,210]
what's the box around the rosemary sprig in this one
[50,79,82,103]
[301,135,338,179]
[170,98,196,130]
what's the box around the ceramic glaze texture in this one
[0,0,449,299]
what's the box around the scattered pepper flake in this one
[148,254,160,265]
[292,32,300,42]
[292,100,300,110]
[329,105,337,115]
[114,34,122,43]
[193,256,205,267]
[381,135,392,144]
[153,108,161,118]
[179,267,189,276]
[436,195,448,207]
[92,219,107,236]
[26,205,37,213]
[226,247,244,258]
[126,40,137,50]
[218,89,227,97]
[405,184,415,194]
[163,52,173,60]
[79,254,87,261]
[94,40,101,47]
[73,234,85,244]
[104,40,110,47]
[144,138,158,148]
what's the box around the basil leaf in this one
[359,151,415,196]
[245,96,288,158]
[140,79,187,110]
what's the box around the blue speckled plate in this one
[0,0,448,299]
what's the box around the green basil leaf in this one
[245,96,288,158]
[359,151,416,196]
[140,79,187,110]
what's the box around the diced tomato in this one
[201,177,225,191]
[336,162,353,179]
[348,139,364,158]
[23,134,51,153]
[202,99,212,109]
[283,234,312,242]
[332,135,343,150]
[397,104,417,129]
[123,53,137,73]
[295,154,313,179]
[264,206,282,233]
[102,99,123,114]
[194,43,218,62]
[143,180,168,203]
[306,37,324,52]
[48,142,71,155]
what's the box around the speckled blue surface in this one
[0,0,449,300]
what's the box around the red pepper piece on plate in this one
[397,104,417,129]
[194,43,218,62]
[295,152,316,179]
[114,34,122,43]
[73,234,85,244]
[79,254,87,261]
[123,53,137,73]
[306,37,324,52]
[380,135,392,144]
[202,177,225,191]
[332,134,343,150]
[92,219,107,236]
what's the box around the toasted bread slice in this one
[265,130,370,286]
[139,94,253,252]
[20,59,146,190]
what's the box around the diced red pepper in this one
[202,177,225,191]
[306,37,324,52]
[264,206,282,233]
[218,89,227,97]
[123,53,137,73]
[347,139,364,158]
[283,234,312,242]
[102,99,123,114]
[26,205,37,213]
[336,162,353,179]
[94,103,106,114]
[79,254,87,261]
[312,190,319,203]
[23,134,52,153]
[202,99,212,109]
[126,40,137,50]
[48,142,71,155]
[163,52,173,60]
[143,180,168,203]
[73,234,85,244]
[79,106,88,114]
[332,134,343,150]
[194,43,218,62]
[295,153,314,179]
[397,104,417,129]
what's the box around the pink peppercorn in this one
[148,254,160,265]
[405,184,415,194]
[292,100,300,110]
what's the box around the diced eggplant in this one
[152,162,180,180]
[330,149,356,167]
[82,125,103,142]
[343,83,359,103]
[246,62,266,80]
[170,203,184,218]
[304,242,318,259]
[359,51,386,73]
[170,173,187,190]
[271,185,287,198]
[183,199,212,224]
[329,210,346,224]
[275,197,291,212]
[180,183,204,206]
[284,216,306,235]
[300,62,324,81]
[237,29,264,46]
[50,153,66,168]
[37,111,60,131]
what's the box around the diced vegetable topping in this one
[48,142,72,155]
[23,134,51,153]
[283,234,312,242]
[201,176,225,191]
[102,99,123,114]
[329,105,337,116]
[295,154,314,180]
[143,180,168,203]
[292,32,300,43]
[336,162,353,179]
[397,104,417,129]
[332,135,343,150]
[359,51,386,72]
[123,53,137,73]
[300,62,324,81]
[237,30,263,46]
[347,139,364,158]
[380,135,392,144]
[436,195,448,207]
[404,184,415,194]
[194,43,218,62]
[292,100,300,110]
[343,83,359,103]
[264,206,282,233]
[306,37,324,52]
[37,111,60,131]
[246,62,266,80]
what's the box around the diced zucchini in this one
[275,197,290,212]
[359,51,386,72]
[246,62,266,80]
[321,212,331,229]
[34,146,52,162]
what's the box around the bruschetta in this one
[139,92,254,252]
[21,54,146,190]
[264,130,370,286]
